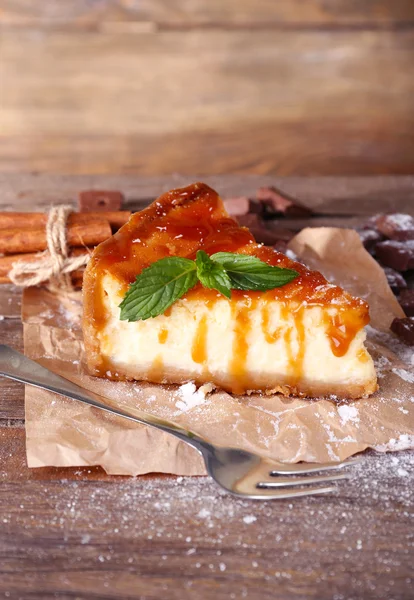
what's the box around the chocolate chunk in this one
[372,213,414,241]
[383,267,407,294]
[256,186,313,218]
[399,289,414,317]
[237,214,294,246]
[375,240,414,271]
[273,240,288,253]
[357,228,384,252]
[390,317,414,346]
[405,271,414,290]
[223,196,262,217]
[78,190,125,212]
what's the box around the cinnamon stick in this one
[0,248,90,280]
[0,211,131,231]
[0,219,112,254]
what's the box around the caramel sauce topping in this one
[158,328,168,344]
[192,315,208,365]
[147,354,164,382]
[85,182,371,385]
[230,301,255,395]
[261,304,282,344]
[323,310,369,358]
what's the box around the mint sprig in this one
[196,250,232,299]
[119,251,298,321]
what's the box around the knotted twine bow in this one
[8,205,91,291]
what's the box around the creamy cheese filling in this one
[96,274,376,396]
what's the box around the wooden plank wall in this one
[1,1,414,176]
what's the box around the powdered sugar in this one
[374,434,414,452]
[367,325,414,367]
[175,382,215,412]
[243,515,257,524]
[384,213,414,231]
[337,405,359,425]
[392,368,414,384]
[374,355,392,379]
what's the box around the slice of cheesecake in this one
[82,183,377,399]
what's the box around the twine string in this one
[8,205,90,290]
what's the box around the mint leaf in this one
[119,251,299,321]
[211,252,298,291]
[195,250,232,299]
[119,257,197,321]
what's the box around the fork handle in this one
[0,345,207,454]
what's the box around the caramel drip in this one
[158,328,168,344]
[292,307,306,381]
[261,304,281,344]
[281,305,306,384]
[324,311,367,357]
[357,348,369,363]
[147,354,164,382]
[230,300,256,395]
[192,315,208,365]
[283,317,295,379]
[205,295,219,309]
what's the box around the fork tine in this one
[236,485,336,500]
[257,472,349,488]
[269,457,362,476]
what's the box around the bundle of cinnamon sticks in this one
[0,210,131,285]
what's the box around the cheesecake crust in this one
[83,182,377,398]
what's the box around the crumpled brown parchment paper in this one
[23,228,414,475]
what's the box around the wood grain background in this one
[1,1,414,176]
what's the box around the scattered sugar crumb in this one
[81,533,91,544]
[175,382,215,412]
[374,434,414,452]
[243,515,257,525]
[337,405,359,425]
[285,249,297,261]
[397,467,409,477]
[374,355,392,378]
[219,562,226,572]
[392,368,414,384]
[197,508,211,519]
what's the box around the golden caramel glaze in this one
[83,182,372,394]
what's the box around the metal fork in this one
[0,345,359,500]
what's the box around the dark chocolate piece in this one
[390,317,414,346]
[372,213,414,241]
[357,228,385,252]
[256,186,313,218]
[273,240,289,253]
[236,214,294,247]
[399,289,414,317]
[405,271,414,290]
[383,267,407,294]
[375,240,414,271]
[78,190,124,212]
[223,196,262,217]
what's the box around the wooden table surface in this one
[1,2,414,176]
[0,173,413,600]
